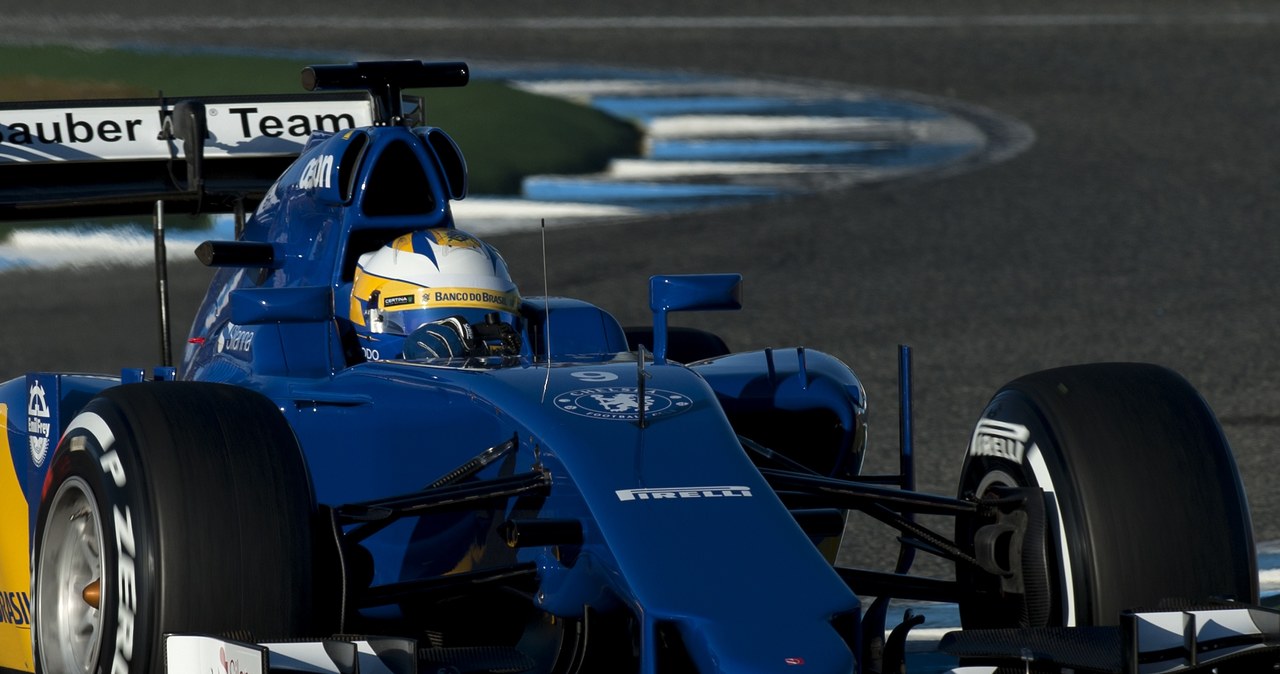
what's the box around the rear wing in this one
[2,60,469,369]
[0,60,470,221]
[0,91,414,220]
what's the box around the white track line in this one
[10,14,1280,33]
[451,198,641,220]
[647,115,912,139]
[606,159,852,179]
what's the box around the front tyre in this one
[33,382,315,674]
[956,363,1256,628]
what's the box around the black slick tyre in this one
[956,363,1256,628]
[32,382,314,674]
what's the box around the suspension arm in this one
[759,468,980,517]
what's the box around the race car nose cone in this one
[82,579,101,609]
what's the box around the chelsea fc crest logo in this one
[555,387,692,421]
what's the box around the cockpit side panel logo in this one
[554,387,692,421]
[27,380,52,468]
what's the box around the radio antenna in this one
[540,219,552,403]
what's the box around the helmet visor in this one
[380,286,520,336]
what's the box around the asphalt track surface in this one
[4,2,1279,578]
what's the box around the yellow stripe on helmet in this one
[351,268,521,327]
[390,233,416,253]
[350,271,425,325]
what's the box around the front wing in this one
[162,604,1280,673]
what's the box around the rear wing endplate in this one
[0,91,419,220]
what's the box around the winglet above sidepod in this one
[649,273,742,364]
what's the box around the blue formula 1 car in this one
[0,61,1276,674]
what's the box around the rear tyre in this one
[33,382,314,674]
[956,363,1256,628]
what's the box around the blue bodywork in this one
[2,65,880,673]
[7,60,1278,674]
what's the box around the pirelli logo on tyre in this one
[969,419,1030,464]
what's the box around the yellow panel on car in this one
[0,403,34,672]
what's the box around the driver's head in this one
[349,227,521,359]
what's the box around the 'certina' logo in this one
[27,380,51,468]
[616,486,753,502]
[555,387,692,421]
[297,153,334,190]
[969,419,1031,464]
[382,294,415,308]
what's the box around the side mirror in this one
[195,240,283,269]
[649,274,742,364]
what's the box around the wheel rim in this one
[974,469,1019,499]
[967,456,1076,627]
[37,477,105,674]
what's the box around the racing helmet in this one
[350,228,522,359]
